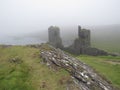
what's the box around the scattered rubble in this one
[9,57,23,64]
[40,45,116,90]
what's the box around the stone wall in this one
[78,26,90,47]
[48,25,109,56]
[48,26,63,49]
[66,26,108,56]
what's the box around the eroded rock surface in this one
[40,45,116,90]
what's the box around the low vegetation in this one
[77,55,120,89]
[0,45,120,90]
[0,45,70,90]
[92,40,120,54]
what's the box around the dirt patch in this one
[104,60,120,65]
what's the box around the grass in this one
[77,55,120,89]
[92,40,120,53]
[0,45,70,90]
[0,45,120,90]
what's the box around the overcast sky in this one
[0,0,120,35]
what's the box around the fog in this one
[0,0,120,35]
[0,0,120,36]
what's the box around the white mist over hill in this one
[0,0,120,37]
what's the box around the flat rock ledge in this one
[40,45,116,90]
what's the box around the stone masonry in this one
[48,26,63,49]
[48,25,108,56]
[66,26,108,55]
[73,26,91,54]
[78,26,90,47]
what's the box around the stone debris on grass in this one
[9,56,23,64]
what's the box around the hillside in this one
[91,25,120,53]
[0,44,120,90]
[77,55,120,89]
[0,45,70,90]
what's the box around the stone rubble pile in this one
[9,56,23,64]
[40,46,115,90]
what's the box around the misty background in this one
[0,0,120,53]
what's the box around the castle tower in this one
[73,26,91,54]
[78,25,81,38]
[78,25,90,47]
[48,26,63,48]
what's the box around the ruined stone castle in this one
[48,25,108,56]
[72,26,91,54]
[48,26,63,49]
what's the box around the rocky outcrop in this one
[40,45,115,90]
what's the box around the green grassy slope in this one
[91,25,120,53]
[77,55,120,89]
[0,45,120,90]
[91,38,120,53]
[0,45,70,90]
